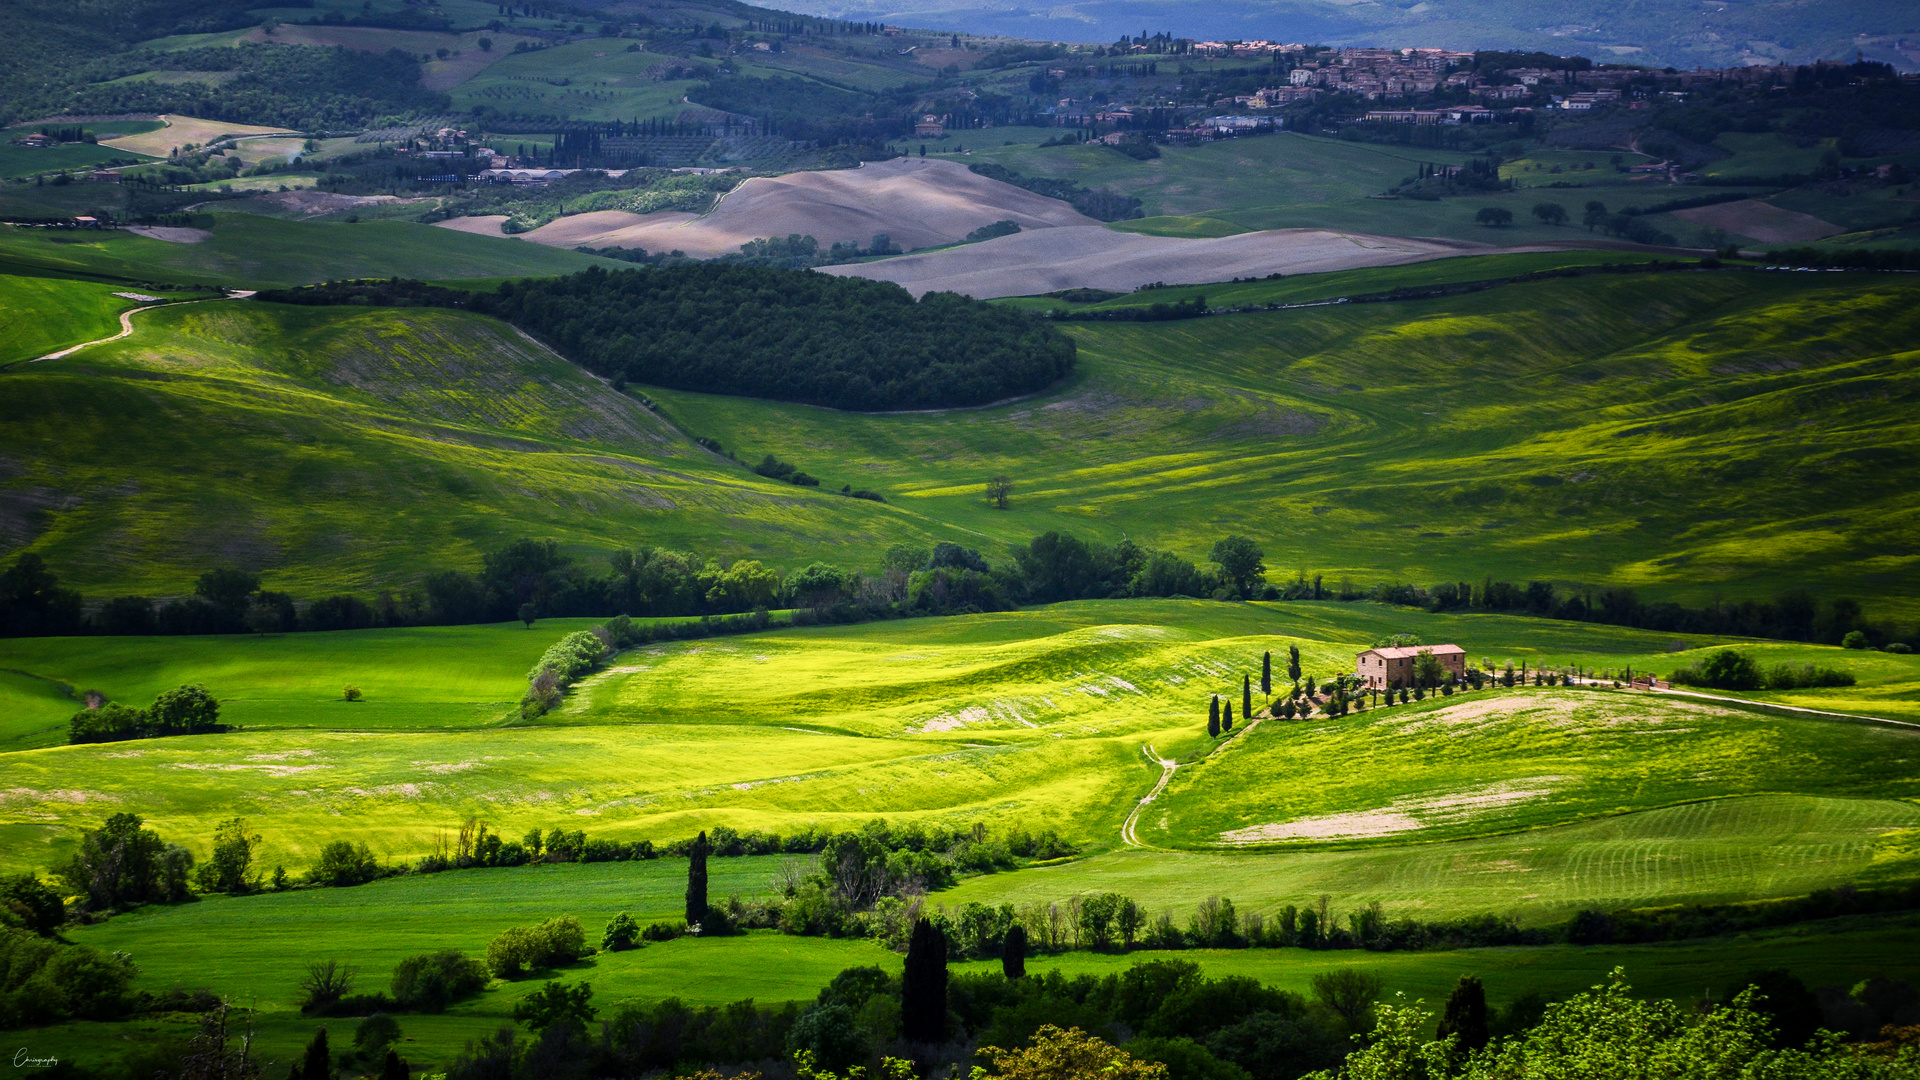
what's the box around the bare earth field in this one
[1672,198,1845,243]
[101,114,295,157]
[450,158,1101,257]
[823,225,1534,298]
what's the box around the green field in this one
[994,250,1669,313]
[6,262,1918,620]
[0,273,200,364]
[5,600,1915,883]
[658,268,1920,620]
[937,132,1767,245]
[25,864,1920,1072]
[0,292,950,597]
[0,214,622,289]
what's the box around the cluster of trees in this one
[436,952,1536,1080]
[0,929,145,1028]
[1766,246,1920,272]
[299,950,490,1017]
[967,162,1144,221]
[487,917,589,978]
[1387,573,1908,650]
[1569,881,1920,949]
[1578,199,1678,246]
[481,265,1077,411]
[1667,648,1857,691]
[68,683,224,744]
[39,43,447,133]
[263,266,1077,412]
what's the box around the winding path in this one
[1121,743,1178,848]
[27,291,253,363]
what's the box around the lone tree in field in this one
[1208,696,1220,737]
[1210,536,1266,599]
[1287,644,1302,683]
[985,475,1014,509]
[1243,674,1253,719]
[685,830,711,927]
[519,602,537,628]
[1531,202,1568,226]
[1438,974,1491,1052]
[902,917,949,1043]
[1002,924,1027,979]
[1261,652,1271,696]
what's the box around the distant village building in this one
[914,115,945,137]
[1355,644,1466,689]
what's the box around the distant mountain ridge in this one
[761,0,1918,72]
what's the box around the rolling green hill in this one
[6,260,1917,619]
[939,132,1772,248]
[0,287,957,599]
[5,599,1914,879]
[3,599,1916,1071]
[657,266,1920,620]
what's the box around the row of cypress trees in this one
[1206,645,1305,736]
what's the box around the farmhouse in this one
[1355,644,1466,689]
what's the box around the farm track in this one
[24,291,254,363]
[1122,743,1178,848]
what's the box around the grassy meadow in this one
[936,132,1768,245]
[27,873,1920,1072]
[0,273,201,364]
[0,291,953,596]
[5,600,1915,883]
[657,267,1920,621]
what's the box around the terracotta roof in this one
[1359,644,1465,659]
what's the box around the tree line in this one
[257,264,1078,412]
[7,533,1907,654]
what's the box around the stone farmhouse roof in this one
[1361,644,1465,659]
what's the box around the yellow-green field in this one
[6,601,1915,893]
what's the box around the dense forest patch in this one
[263,266,1077,410]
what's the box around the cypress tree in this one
[686,830,711,926]
[380,1052,409,1080]
[1243,674,1253,719]
[1208,695,1220,736]
[902,917,948,1043]
[1437,975,1490,1052]
[1261,652,1271,696]
[1222,701,1233,732]
[301,1029,332,1080]
[1287,644,1301,683]
[1002,924,1027,979]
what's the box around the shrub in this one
[642,920,685,942]
[1667,649,1761,691]
[1887,643,1912,654]
[1842,630,1869,649]
[391,949,489,1011]
[602,913,641,952]
[308,840,382,887]
[486,917,588,978]
[343,685,363,702]
[354,1013,402,1056]
[486,925,542,979]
